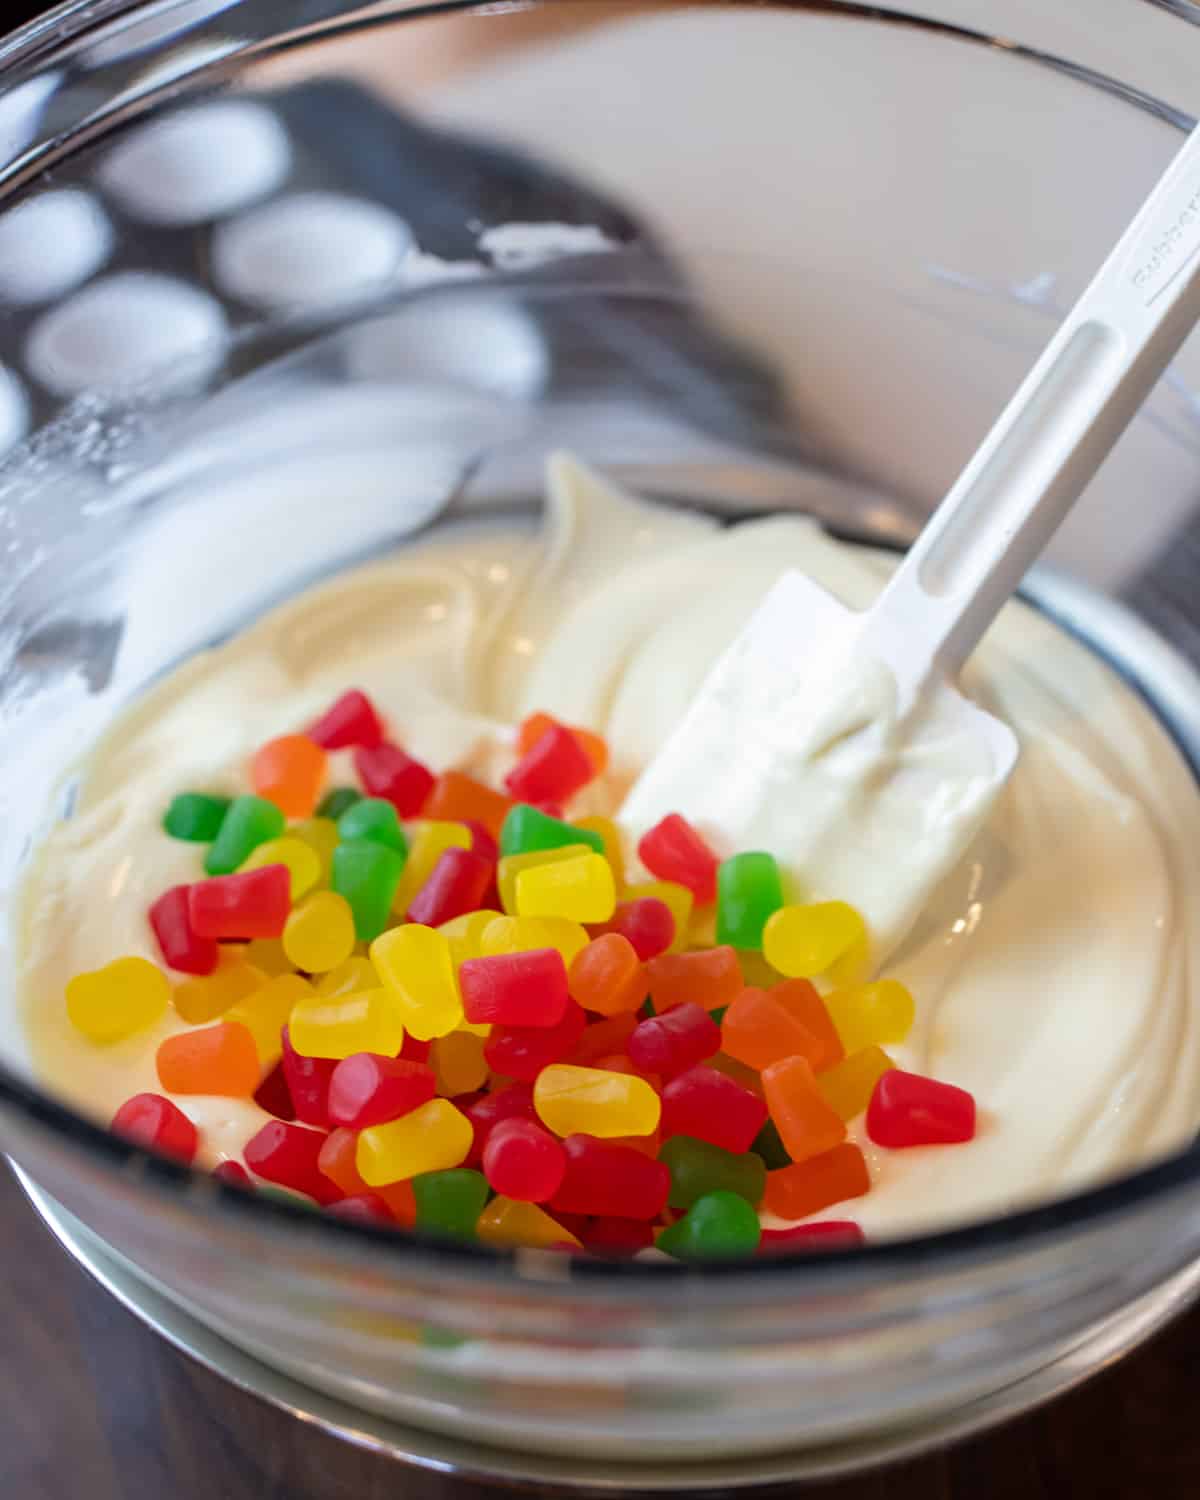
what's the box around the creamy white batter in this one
[16,456,1200,1237]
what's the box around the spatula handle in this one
[875,120,1200,680]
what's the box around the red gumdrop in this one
[584,1216,656,1256]
[462,819,499,865]
[188,865,291,940]
[592,1052,662,1093]
[354,744,434,817]
[327,1053,436,1130]
[212,1160,252,1188]
[627,1002,720,1079]
[866,1069,976,1147]
[308,689,384,750]
[550,1210,591,1241]
[460,948,569,1028]
[637,814,719,904]
[661,1066,767,1154]
[149,885,219,975]
[482,1118,567,1203]
[326,1194,395,1226]
[111,1093,198,1164]
[254,1061,296,1121]
[759,1221,865,1254]
[570,1010,638,1065]
[463,1083,537,1165]
[399,1033,431,1064]
[607,898,676,960]
[244,1120,340,1205]
[550,1135,671,1221]
[280,1026,336,1126]
[503,725,595,807]
[407,846,494,927]
[484,1002,586,1083]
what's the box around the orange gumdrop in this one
[770,979,845,1073]
[570,1011,638,1065]
[518,713,609,776]
[644,945,743,1013]
[569,934,647,1017]
[721,987,826,1072]
[761,1055,847,1165]
[763,1143,870,1220]
[156,1021,262,1097]
[318,1127,417,1225]
[252,735,327,819]
[424,771,513,838]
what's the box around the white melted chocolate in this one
[15,456,1200,1237]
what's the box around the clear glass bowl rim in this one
[1,0,1199,1293]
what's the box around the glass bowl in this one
[2,0,1200,1469]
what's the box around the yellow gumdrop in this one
[243,938,294,977]
[439,908,503,971]
[357,1098,472,1185]
[688,904,718,949]
[433,1030,490,1096]
[498,843,592,915]
[477,1197,581,1250]
[283,890,356,973]
[66,956,169,1043]
[371,923,462,1041]
[479,915,589,968]
[823,981,915,1054]
[623,880,693,952]
[827,933,872,988]
[293,817,340,887]
[315,955,378,998]
[239,836,321,901]
[533,1064,661,1139]
[225,974,313,1067]
[816,1045,896,1121]
[515,852,615,923]
[288,987,405,1060]
[437,910,499,1036]
[762,901,867,979]
[391,821,471,914]
[574,815,626,891]
[173,952,267,1024]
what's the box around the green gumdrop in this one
[660,1135,766,1211]
[500,803,605,859]
[317,787,362,820]
[163,792,230,842]
[413,1168,490,1239]
[751,1119,792,1171]
[337,797,409,854]
[716,851,784,951]
[331,841,406,941]
[656,1190,762,1261]
[205,795,287,875]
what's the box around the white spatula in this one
[622,122,1200,965]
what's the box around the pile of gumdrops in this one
[67,689,976,1259]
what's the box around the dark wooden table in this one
[3,1157,1199,1500]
